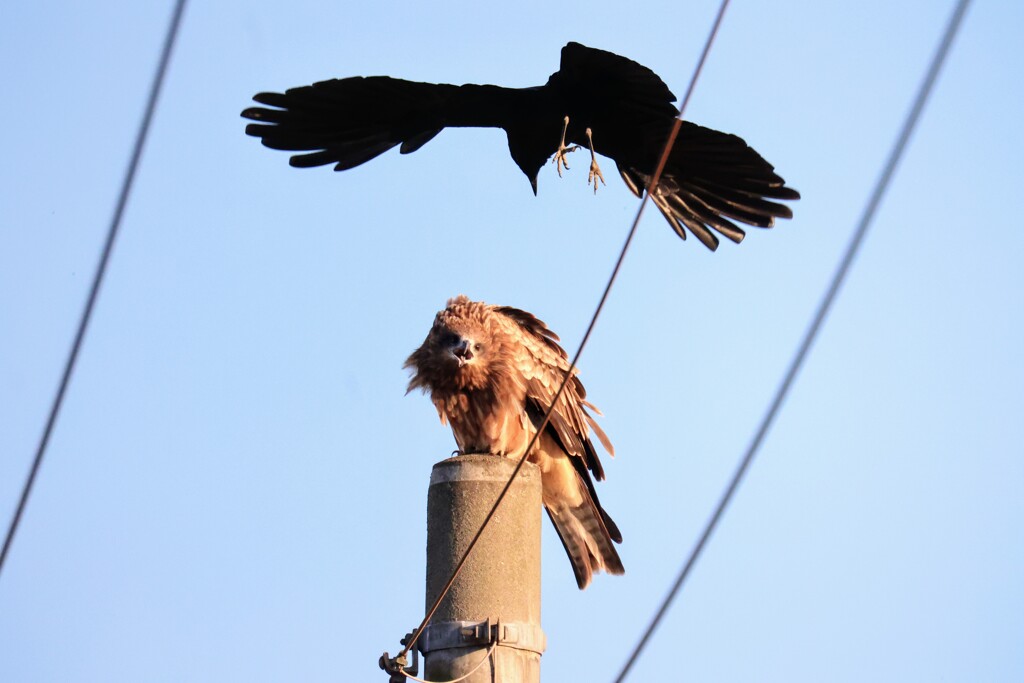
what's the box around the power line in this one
[0,0,190,579]
[611,1,972,680]
[388,0,733,667]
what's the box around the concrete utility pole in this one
[420,455,546,682]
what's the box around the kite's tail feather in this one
[546,492,624,590]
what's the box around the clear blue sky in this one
[2,1,1022,681]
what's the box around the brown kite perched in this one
[242,41,799,251]
[405,296,622,589]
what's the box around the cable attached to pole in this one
[385,0,733,669]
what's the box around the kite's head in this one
[405,295,501,393]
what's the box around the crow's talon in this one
[553,145,579,177]
[588,160,606,193]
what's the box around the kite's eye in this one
[473,342,483,352]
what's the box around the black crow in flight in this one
[242,42,799,250]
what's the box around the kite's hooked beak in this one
[452,338,474,366]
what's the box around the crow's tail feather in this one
[618,122,800,251]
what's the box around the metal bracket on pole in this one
[418,618,547,656]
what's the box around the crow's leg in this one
[585,128,606,193]
[552,116,580,177]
